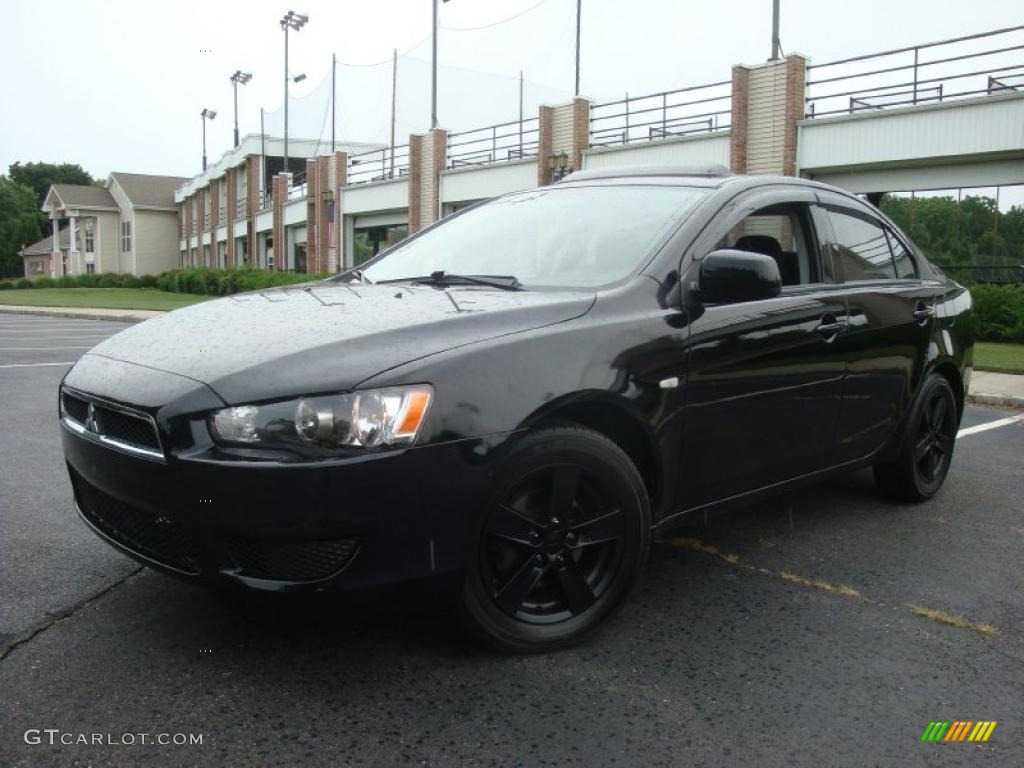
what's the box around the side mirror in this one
[698,249,782,303]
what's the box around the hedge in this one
[970,284,1024,344]
[154,267,329,296]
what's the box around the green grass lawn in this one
[0,288,209,311]
[974,342,1024,374]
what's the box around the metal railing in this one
[288,173,308,200]
[258,188,272,211]
[590,80,732,148]
[447,117,540,168]
[237,195,248,218]
[805,25,1024,118]
[347,145,411,185]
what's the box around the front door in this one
[814,192,937,464]
[680,186,848,509]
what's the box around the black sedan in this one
[60,167,972,652]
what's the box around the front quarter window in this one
[360,185,706,289]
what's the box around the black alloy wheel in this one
[460,426,650,653]
[874,373,959,502]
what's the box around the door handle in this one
[913,302,934,325]
[815,314,847,340]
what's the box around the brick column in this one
[196,188,206,266]
[407,129,447,234]
[408,135,423,232]
[313,156,330,273]
[209,181,219,268]
[783,55,807,177]
[729,55,806,177]
[571,97,591,173]
[246,155,260,269]
[272,173,287,271]
[184,198,194,266]
[729,65,750,174]
[225,168,237,267]
[537,105,554,186]
[331,151,348,272]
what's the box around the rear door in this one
[679,185,848,509]
[814,192,936,464]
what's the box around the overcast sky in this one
[2,0,1020,204]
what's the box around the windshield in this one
[359,185,707,289]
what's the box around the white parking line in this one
[957,414,1024,438]
[0,346,93,350]
[0,335,112,340]
[0,361,75,369]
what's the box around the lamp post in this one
[201,108,217,171]
[230,70,252,148]
[431,0,450,129]
[280,10,309,174]
[575,0,582,96]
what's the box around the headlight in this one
[209,385,433,452]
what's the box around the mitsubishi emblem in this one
[84,402,99,433]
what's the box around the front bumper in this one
[63,421,499,593]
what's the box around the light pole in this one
[280,10,309,174]
[230,70,252,148]
[431,0,450,129]
[771,0,781,60]
[200,108,217,171]
[575,0,581,96]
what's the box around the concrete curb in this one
[967,392,1024,410]
[0,307,161,323]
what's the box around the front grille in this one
[96,407,161,451]
[62,391,89,423]
[62,388,162,458]
[72,471,202,575]
[224,537,359,582]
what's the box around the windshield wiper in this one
[405,271,522,290]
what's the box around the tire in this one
[459,425,651,653]
[873,373,959,502]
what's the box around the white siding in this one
[798,92,1024,171]
[746,61,788,175]
[420,136,437,226]
[133,210,180,275]
[583,133,731,170]
[552,103,575,156]
[342,179,408,214]
[440,160,535,204]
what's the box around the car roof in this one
[557,165,840,195]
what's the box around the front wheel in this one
[873,373,959,502]
[459,426,651,653]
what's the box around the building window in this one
[29,259,44,274]
[121,221,132,253]
[86,263,96,275]
[84,221,95,253]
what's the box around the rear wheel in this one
[873,373,958,502]
[460,426,651,653]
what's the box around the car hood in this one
[85,282,595,404]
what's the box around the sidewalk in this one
[968,370,1024,409]
[0,305,163,323]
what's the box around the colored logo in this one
[921,721,997,742]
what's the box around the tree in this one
[8,161,94,206]
[8,162,96,240]
[0,177,43,277]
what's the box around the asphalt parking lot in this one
[0,313,1021,767]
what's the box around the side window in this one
[716,203,821,286]
[886,229,917,279]
[825,208,896,281]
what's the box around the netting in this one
[261,0,578,150]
